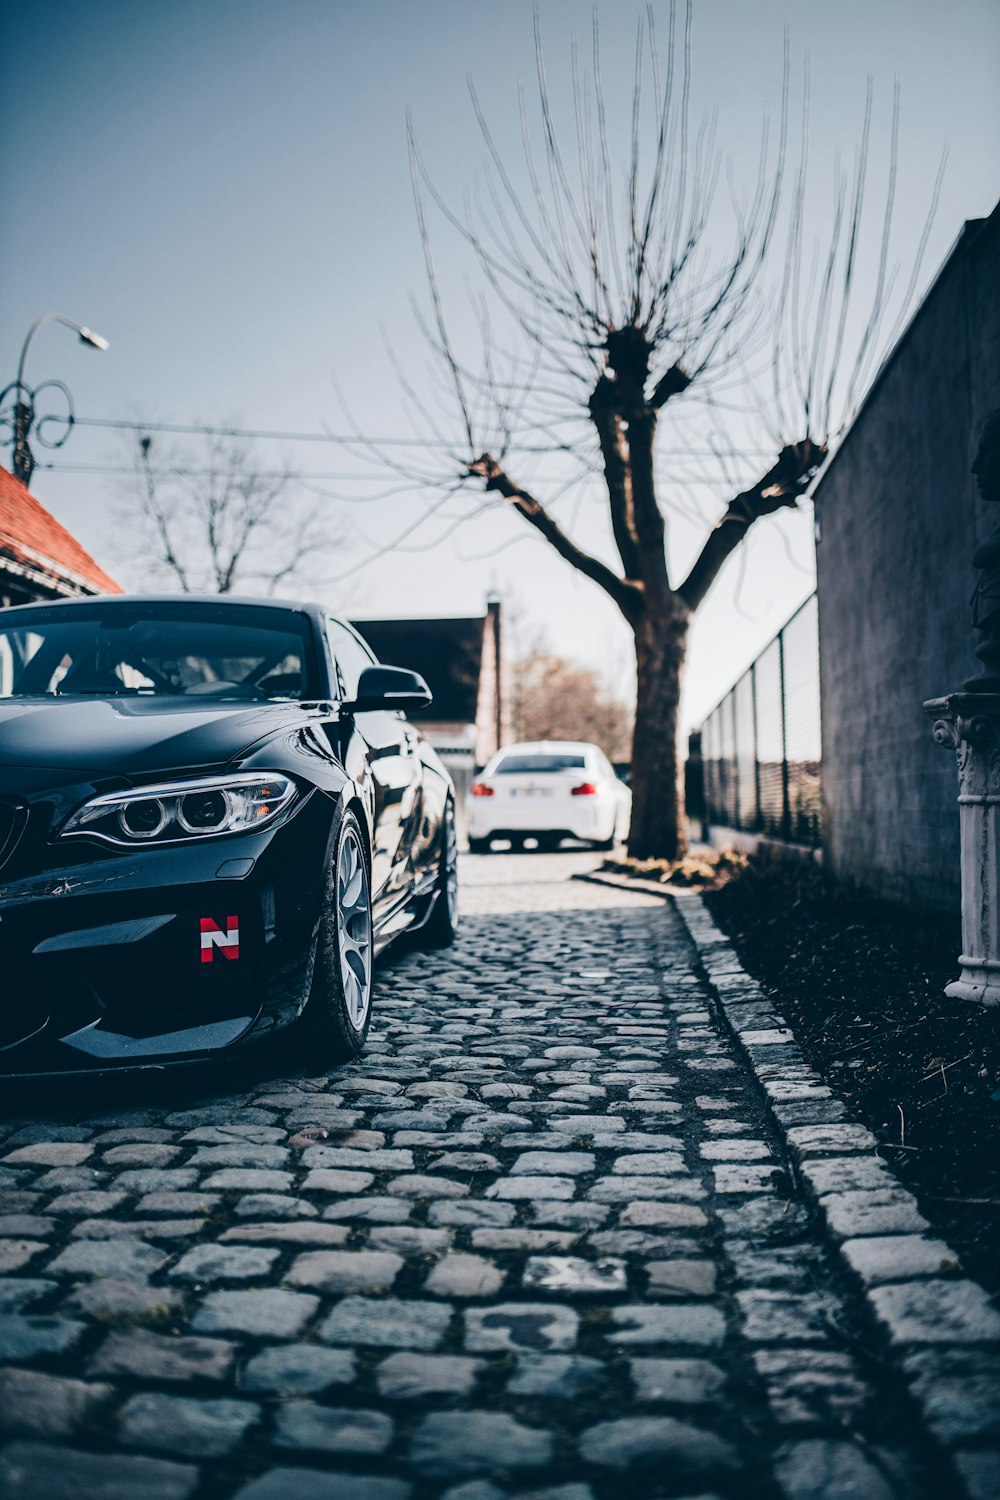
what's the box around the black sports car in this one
[0,594,458,1076]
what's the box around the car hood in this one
[0,697,307,783]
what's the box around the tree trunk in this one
[627,605,690,861]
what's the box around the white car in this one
[466,740,631,852]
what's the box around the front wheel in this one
[298,811,373,1063]
[415,802,459,948]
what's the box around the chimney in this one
[486,594,503,754]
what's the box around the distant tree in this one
[119,430,336,596]
[510,649,633,761]
[363,5,942,860]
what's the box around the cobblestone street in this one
[0,852,986,1499]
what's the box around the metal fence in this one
[697,594,822,848]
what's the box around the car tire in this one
[467,836,490,853]
[414,801,459,949]
[298,810,373,1064]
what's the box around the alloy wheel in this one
[443,807,459,925]
[337,827,372,1029]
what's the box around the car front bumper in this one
[0,791,338,1076]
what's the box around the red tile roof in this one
[0,465,121,597]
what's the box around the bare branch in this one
[679,439,826,610]
[119,430,342,595]
[468,451,642,624]
[407,116,476,454]
[588,376,641,580]
[137,436,191,592]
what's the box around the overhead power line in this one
[72,416,448,448]
[36,459,747,490]
[35,462,419,481]
[68,414,776,460]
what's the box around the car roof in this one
[0,593,331,623]
[493,741,597,755]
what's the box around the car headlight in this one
[61,773,298,847]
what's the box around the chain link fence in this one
[696,594,822,848]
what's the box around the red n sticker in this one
[200,916,240,963]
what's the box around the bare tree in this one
[119,430,337,596]
[510,649,633,760]
[352,4,942,859]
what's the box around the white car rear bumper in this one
[466,794,616,842]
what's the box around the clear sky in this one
[2,0,998,734]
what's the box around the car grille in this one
[0,800,27,873]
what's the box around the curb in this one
[571,868,678,899]
[671,890,1000,1500]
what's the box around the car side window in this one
[326,619,377,700]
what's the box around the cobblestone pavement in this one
[0,852,967,1500]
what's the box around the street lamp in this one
[1,312,110,486]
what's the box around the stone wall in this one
[813,206,1000,911]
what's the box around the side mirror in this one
[345,665,433,714]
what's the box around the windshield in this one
[0,603,319,701]
[493,753,587,774]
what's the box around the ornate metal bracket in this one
[0,378,75,487]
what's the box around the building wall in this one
[814,207,1000,911]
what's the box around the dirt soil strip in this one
[662,889,1000,1500]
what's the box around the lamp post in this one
[2,313,109,486]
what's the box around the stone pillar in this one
[926,412,1000,1005]
[925,693,1000,1006]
